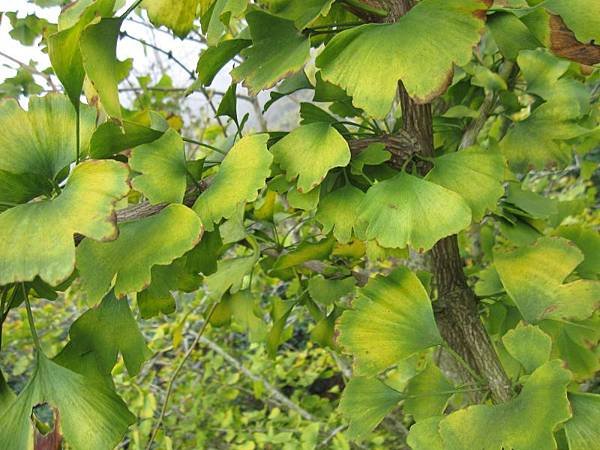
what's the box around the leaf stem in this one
[145,301,218,450]
[121,0,144,19]
[22,284,41,352]
[442,341,485,384]
[75,109,81,164]
[182,137,228,155]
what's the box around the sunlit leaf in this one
[130,129,188,204]
[272,122,350,193]
[77,204,203,303]
[193,134,272,231]
[355,172,472,251]
[144,0,202,38]
[316,0,490,117]
[338,267,442,375]
[495,237,600,323]
[315,185,364,243]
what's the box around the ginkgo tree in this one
[0,0,599,448]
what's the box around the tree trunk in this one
[357,0,513,403]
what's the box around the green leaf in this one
[544,0,600,43]
[272,236,335,272]
[487,11,542,60]
[80,17,123,118]
[554,225,600,279]
[48,0,115,108]
[425,146,505,221]
[0,160,129,286]
[502,324,552,373]
[203,0,248,46]
[339,377,403,440]
[266,0,335,29]
[272,123,350,193]
[407,416,445,450]
[89,113,166,159]
[315,185,364,243]
[338,267,442,375]
[355,172,472,251]
[0,370,15,412]
[0,353,134,450]
[193,134,272,231]
[205,255,257,300]
[565,393,600,450]
[144,0,201,38]
[495,237,600,322]
[130,129,188,204]
[55,291,150,379]
[350,143,390,175]
[77,204,203,304]
[404,364,453,421]
[195,39,252,86]
[0,94,95,199]
[308,275,355,306]
[316,0,490,118]
[231,11,310,94]
[438,360,572,450]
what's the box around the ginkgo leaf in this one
[350,143,390,175]
[425,146,505,221]
[267,0,334,29]
[89,112,166,159]
[272,123,350,193]
[502,324,552,373]
[76,204,203,304]
[339,377,403,440]
[231,10,310,94]
[495,237,600,323]
[144,0,203,38]
[48,0,115,108]
[0,353,134,450]
[315,0,490,118]
[0,160,129,286]
[404,364,453,421]
[0,94,95,199]
[407,416,445,450]
[195,38,251,86]
[204,254,257,300]
[338,267,442,375]
[315,184,364,243]
[203,0,248,46]
[130,129,188,204]
[193,134,272,231]
[438,360,572,450]
[308,275,355,306]
[564,393,600,450]
[355,172,472,251]
[55,291,151,380]
[80,17,123,118]
[544,0,600,43]
[554,225,600,279]
[272,236,335,272]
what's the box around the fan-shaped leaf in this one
[438,360,572,450]
[0,353,134,450]
[272,122,350,193]
[0,94,95,201]
[404,364,453,421]
[193,134,272,231]
[130,129,188,204]
[144,0,204,38]
[77,204,203,303]
[495,237,600,323]
[339,376,404,440]
[0,160,129,286]
[338,267,442,375]
[565,393,600,450]
[544,0,600,43]
[315,184,364,243]
[231,10,310,94]
[316,0,490,118]
[426,146,504,221]
[355,172,472,251]
[502,324,552,373]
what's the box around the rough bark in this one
[370,0,513,403]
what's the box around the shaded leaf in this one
[404,364,453,421]
[315,185,364,243]
[77,204,203,303]
[565,393,600,450]
[338,267,442,375]
[355,173,472,251]
[502,324,552,373]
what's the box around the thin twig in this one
[145,302,218,450]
